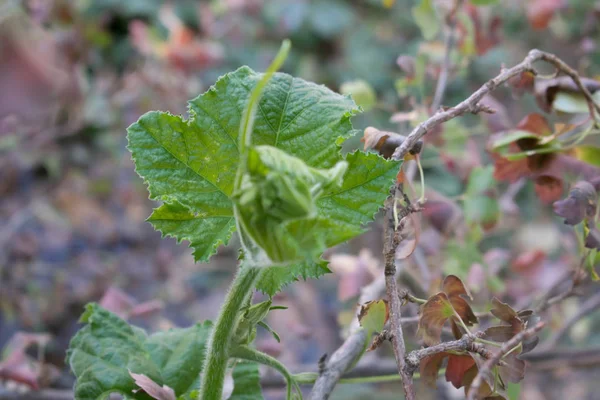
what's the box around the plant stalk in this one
[200,265,261,400]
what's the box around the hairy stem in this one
[200,266,261,400]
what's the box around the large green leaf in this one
[67,304,263,400]
[230,361,264,400]
[127,66,399,286]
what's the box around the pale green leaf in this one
[412,0,440,40]
[470,0,499,5]
[358,300,388,334]
[574,145,600,167]
[491,130,540,150]
[340,80,377,111]
[67,304,213,400]
[552,91,600,114]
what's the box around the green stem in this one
[200,266,261,400]
[230,345,301,400]
[475,337,502,348]
[292,368,445,385]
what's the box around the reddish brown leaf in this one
[418,292,455,345]
[492,153,530,183]
[526,0,563,31]
[446,354,477,389]
[483,325,514,342]
[553,181,598,225]
[509,71,535,97]
[499,352,526,384]
[516,113,552,137]
[462,363,495,399]
[420,352,448,387]
[442,275,478,327]
[534,175,564,204]
[512,249,546,273]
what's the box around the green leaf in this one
[358,300,388,335]
[412,0,440,40]
[491,130,541,151]
[466,166,496,195]
[552,91,600,114]
[340,80,377,111]
[470,0,499,5]
[128,66,399,289]
[229,361,264,400]
[256,259,331,296]
[67,303,213,400]
[574,145,600,167]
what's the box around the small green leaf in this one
[67,303,213,400]
[340,80,377,111]
[358,300,389,334]
[574,145,600,167]
[466,166,496,195]
[412,0,440,40]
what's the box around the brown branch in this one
[382,188,417,400]
[392,49,600,161]
[466,322,546,400]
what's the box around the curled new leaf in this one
[234,145,348,265]
[553,181,598,225]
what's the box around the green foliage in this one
[127,66,399,283]
[68,304,216,399]
[412,0,440,40]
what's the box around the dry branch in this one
[466,322,546,400]
[392,49,600,161]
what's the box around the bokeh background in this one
[1,0,600,399]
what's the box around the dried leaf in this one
[443,275,478,328]
[420,352,447,387]
[446,354,477,389]
[534,175,564,204]
[553,181,598,225]
[516,113,552,137]
[363,126,423,159]
[130,371,176,400]
[418,292,455,345]
[395,214,420,260]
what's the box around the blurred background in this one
[1,0,600,399]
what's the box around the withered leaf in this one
[363,126,423,159]
[446,354,477,389]
[417,292,455,345]
[420,352,447,387]
[534,175,564,204]
[443,275,478,327]
[553,181,598,225]
[129,371,176,400]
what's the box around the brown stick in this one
[382,189,417,400]
[392,49,600,161]
[466,322,546,400]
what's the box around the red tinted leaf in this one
[492,154,530,183]
[512,250,546,273]
[534,175,564,204]
[509,71,535,97]
[420,352,448,387]
[553,181,598,225]
[418,292,455,345]
[526,0,563,30]
[443,275,478,327]
[446,354,476,389]
[516,113,552,137]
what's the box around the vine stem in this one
[200,266,262,400]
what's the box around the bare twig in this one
[542,291,600,349]
[430,0,464,112]
[382,189,418,400]
[466,322,546,400]
[392,49,600,161]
